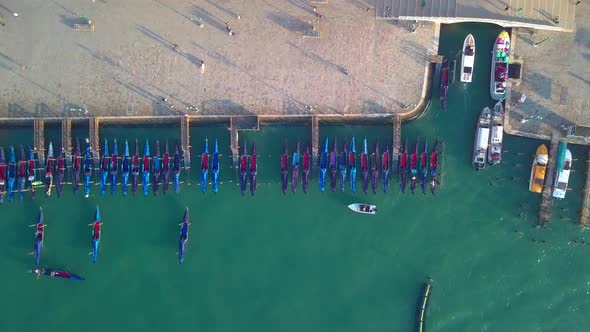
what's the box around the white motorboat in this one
[553,149,572,199]
[472,107,491,170]
[461,34,475,83]
[488,102,504,165]
[348,203,377,215]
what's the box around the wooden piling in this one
[33,118,45,166]
[581,152,590,227]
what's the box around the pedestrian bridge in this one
[376,0,576,32]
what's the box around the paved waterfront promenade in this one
[0,0,436,118]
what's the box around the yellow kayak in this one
[529,145,548,193]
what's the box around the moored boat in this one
[370,142,379,194]
[29,268,83,281]
[529,144,548,194]
[121,140,130,196]
[361,138,369,194]
[142,140,150,197]
[34,207,44,265]
[339,141,347,192]
[55,145,65,198]
[211,139,219,193]
[200,139,209,193]
[173,142,181,194]
[319,137,328,192]
[240,142,248,195]
[430,140,438,195]
[491,31,510,100]
[420,139,428,194]
[72,138,81,194]
[553,149,572,199]
[178,207,189,264]
[45,142,54,197]
[349,137,357,193]
[131,139,140,195]
[152,140,162,195]
[348,203,377,215]
[281,143,288,194]
[110,139,118,195]
[250,143,257,195]
[399,138,408,194]
[473,107,491,170]
[99,139,109,196]
[329,137,338,192]
[291,141,300,193]
[27,147,37,197]
[0,147,6,203]
[440,58,449,111]
[83,139,92,198]
[488,102,504,165]
[410,140,418,194]
[91,206,101,263]
[17,146,26,200]
[162,140,170,194]
[302,144,310,193]
[460,34,475,83]
[382,144,390,193]
[8,146,16,202]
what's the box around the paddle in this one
[28,224,47,227]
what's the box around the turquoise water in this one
[1,23,589,331]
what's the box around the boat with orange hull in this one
[529,144,548,194]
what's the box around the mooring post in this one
[33,118,45,166]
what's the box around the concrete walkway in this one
[0,0,437,118]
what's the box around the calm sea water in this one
[0,23,589,332]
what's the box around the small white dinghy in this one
[348,203,377,215]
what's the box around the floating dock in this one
[33,118,45,166]
[582,152,590,227]
[181,115,191,178]
[538,134,559,226]
[88,117,100,171]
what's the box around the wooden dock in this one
[61,118,72,167]
[229,117,239,166]
[88,117,100,170]
[392,115,401,169]
[311,116,319,167]
[33,118,45,166]
[180,115,191,176]
[538,135,559,226]
[581,152,590,227]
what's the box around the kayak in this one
[319,137,328,192]
[27,146,37,198]
[200,139,209,193]
[302,144,310,194]
[162,140,170,195]
[349,137,356,193]
[153,140,161,195]
[55,145,66,198]
[173,142,181,194]
[131,139,140,195]
[291,141,300,193]
[110,139,118,195]
[399,138,408,194]
[280,143,288,194]
[211,139,219,193]
[142,140,150,197]
[0,147,5,204]
[17,146,26,200]
[410,140,418,195]
[83,138,92,198]
[29,268,83,281]
[121,140,130,196]
[348,203,377,215]
[45,142,54,197]
[382,144,390,193]
[430,140,439,195]
[361,138,368,194]
[370,142,379,194]
[240,142,247,195]
[91,206,101,263]
[99,139,109,197]
[34,207,44,265]
[249,142,257,195]
[178,207,189,264]
[339,141,348,192]
[420,139,428,194]
[329,137,338,192]
[72,138,81,194]
[8,146,16,202]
